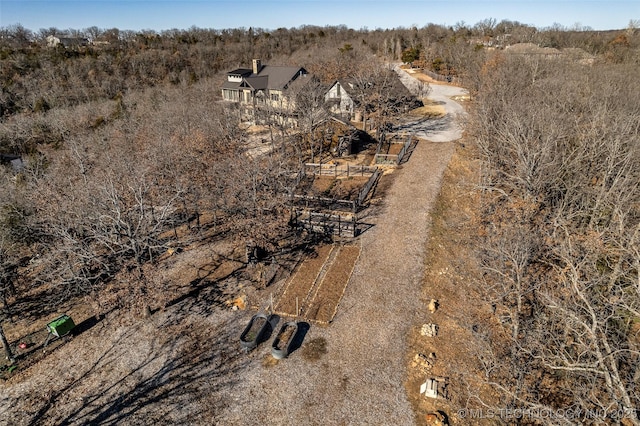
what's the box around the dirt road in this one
[216,70,468,424]
[394,65,468,142]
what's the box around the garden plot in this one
[304,245,360,323]
[275,244,360,324]
[274,244,334,316]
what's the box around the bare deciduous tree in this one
[471,51,640,423]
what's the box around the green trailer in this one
[43,314,75,351]
[47,315,75,337]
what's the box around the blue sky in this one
[1,0,638,32]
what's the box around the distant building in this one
[324,74,421,123]
[46,35,89,48]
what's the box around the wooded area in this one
[470,53,640,423]
[1,18,639,423]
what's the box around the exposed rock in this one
[420,323,438,337]
[428,298,439,313]
[424,411,449,425]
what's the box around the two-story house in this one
[325,73,422,126]
[221,59,309,113]
[324,79,358,121]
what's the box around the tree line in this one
[2,21,638,119]
[0,23,429,360]
[471,47,640,423]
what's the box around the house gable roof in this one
[243,75,269,90]
[328,79,357,96]
[257,65,307,90]
[329,73,414,101]
[225,63,308,92]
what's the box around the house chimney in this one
[252,59,261,74]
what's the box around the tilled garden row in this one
[274,244,360,323]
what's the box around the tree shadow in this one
[355,222,375,237]
[1,311,109,377]
[160,267,244,319]
[72,314,104,337]
[394,115,452,137]
[26,315,249,426]
[8,287,71,323]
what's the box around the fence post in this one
[352,214,356,237]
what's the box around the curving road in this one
[393,65,468,142]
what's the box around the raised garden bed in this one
[275,244,334,316]
[271,321,298,359]
[305,245,360,323]
[240,313,269,351]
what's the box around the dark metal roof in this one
[224,63,308,92]
[227,68,253,77]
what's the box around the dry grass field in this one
[408,101,447,119]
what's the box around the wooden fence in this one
[292,210,358,237]
[374,135,414,165]
[357,168,382,206]
[304,163,378,177]
[292,194,357,213]
[288,162,382,237]
[396,135,414,164]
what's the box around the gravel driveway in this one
[217,68,468,425]
[393,65,468,142]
